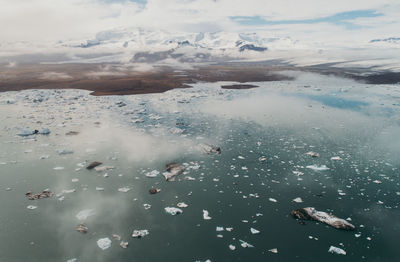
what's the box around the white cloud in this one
[0,0,399,60]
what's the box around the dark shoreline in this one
[0,63,399,96]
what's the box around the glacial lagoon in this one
[0,72,399,261]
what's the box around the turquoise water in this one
[0,72,399,261]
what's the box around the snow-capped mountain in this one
[53,27,299,63]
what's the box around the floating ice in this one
[163,163,185,181]
[229,245,236,251]
[145,170,160,178]
[118,187,131,193]
[95,166,114,172]
[27,205,38,210]
[328,246,346,255]
[132,229,149,238]
[97,238,112,250]
[57,149,74,155]
[76,209,95,220]
[203,210,212,220]
[306,165,330,171]
[269,198,277,203]
[268,248,278,254]
[250,228,260,234]
[17,128,36,137]
[165,207,183,215]
[293,197,303,203]
[177,202,188,208]
[239,240,254,248]
[291,207,355,230]
[38,128,51,135]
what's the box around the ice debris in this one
[250,228,260,234]
[199,143,221,155]
[86,161,102,170]
[76,224,88,233]
[306,165,330,171]
[145,170,159,178]
[149,188,161,194]
[132,229,149,238]
[76,209,95,220]
[268,248,278,254]
[239,240,254,248]
[292,197,303,203]
[328,246,346,255]
[97,238,112,250]
[165,207,183,215]
[291,207,355,230]
[203,210,212,220]
[25,190,53,200]
[163,163,185,181]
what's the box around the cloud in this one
[0,0,399,61]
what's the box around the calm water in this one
[0,71,399,262]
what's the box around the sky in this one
[0,0,399,46]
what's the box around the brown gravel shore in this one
[0,63,399,95]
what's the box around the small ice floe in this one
[17,128,36,137]
[39,155,49,159]
[250,228,260,234]
[269,198,277,203]
[62,189,76,194]
[67,258,78,262]
[132,229,149,238]
[372,180,382,184]
[95,166,114,172]
[120,241,128,249]
[199,143,221,155]
[306,165,330,171]
[27,205,38,210]
[57,149,74,155]
[259,156,267,162]
[229,245,236,251]
[226,227,233,232]
[169,127,184,134]
[118,187,131,193]
[291,207,355,230]
[76,209,95,220]
[86,161,102,170]
[53,166,64,170]
[113,234,121,241]
[96,187,104,191]
[143,204,151,210]
[163,163,185,181]
[328,246,346,255]
[25,190,53,200]
[268,248,278,254]
[177,202,188,208]
[71,178,79,183]
[97,238,112,250]
[330,156,342,161]
[38,128,51,135]
[293,197,303,203]
[76,224,88,233]
[216,227,224,232]
[203,210,212,220]
[306,151,320,157]
[149,188,161,194]
[145,170,159,178]
[165,207,183,215]
[239,240,254,248]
